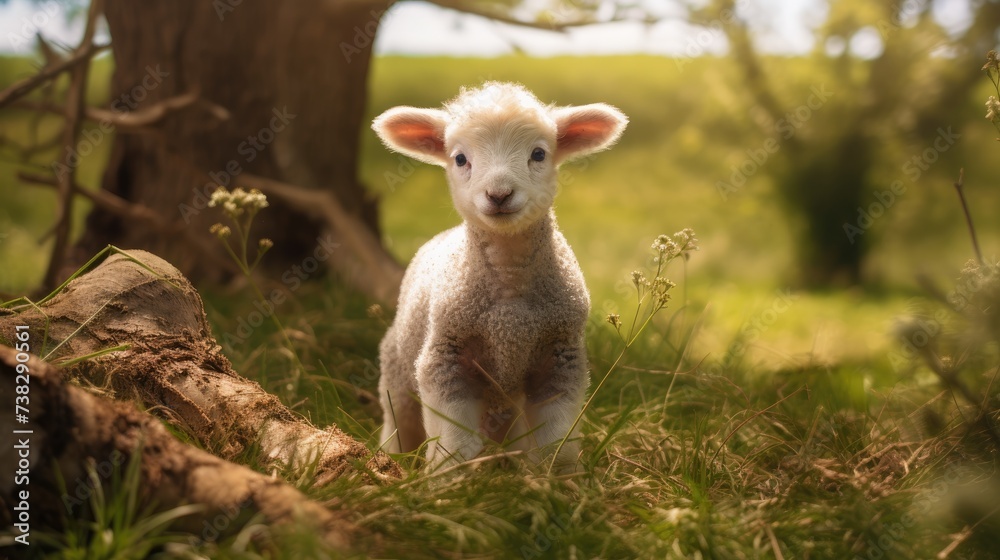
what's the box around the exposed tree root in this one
[0,249,402,485]
[0,347,355,549]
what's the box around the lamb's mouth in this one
[483,206,521,217]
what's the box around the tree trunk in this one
[0,249,402,484]
[777,131,872,287]
[74,0,400,298]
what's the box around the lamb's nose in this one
[488,191,512,206]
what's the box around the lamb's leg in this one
[378,333,425,453]
[526,393,584,466]
[526,342,589,467]
[380,389,425,453]
[420,391,484,465]
[379,393,400,453]
[416,339,490,465]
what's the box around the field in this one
[2,52,1000,558]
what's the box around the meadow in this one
[2,53,1000,558]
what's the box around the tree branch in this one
[18,171,239,277]
[424,0,608,32]
[0,41,110,109]
[43,0,104,292]
[16,91,231,130]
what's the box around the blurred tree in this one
[65,0,629,302]
[691,0,1000,287]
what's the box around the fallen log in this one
[0,249,402,485]
[0,346,355,550]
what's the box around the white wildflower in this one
[986,96,1000,122]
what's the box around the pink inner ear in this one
[391,120,444,153]
[557,116,617,154]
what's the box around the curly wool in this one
[373,82,627,465]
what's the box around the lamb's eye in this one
[455,153,467,167]
[531,148,546,162]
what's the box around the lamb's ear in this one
[552,103,628,165]
[372,107,448,167]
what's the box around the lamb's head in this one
[372,82,628,234]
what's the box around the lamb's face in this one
[372,82,629,235]
[443,109,558,234]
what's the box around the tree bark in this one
[0,249,402,485]
[0,347,356,551]
[73,0,401,301]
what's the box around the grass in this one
[52,273,988,559]
[2,52,1000,558]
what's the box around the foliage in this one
[685,0,1000,286]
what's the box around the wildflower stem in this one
[626,293,645,342]
[547,342,629,475]
[549,289,666,474]
[952,169,984,266]
[549,229,697,474]
[219,240,248,276]
[248,278,306,391]
[627,305,661,348]
[208,186,304,394]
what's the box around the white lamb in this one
[372,82,628,466]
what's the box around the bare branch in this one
[16,91,231,130]
[424,0,605,32]
[18,171,239,277]
[43,0,104,292]
[0,41,109,109]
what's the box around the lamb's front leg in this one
[416,339,488,466]
[525,338,589,467]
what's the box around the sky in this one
[374,0,827,57]
[0,0,814,57]
[0,0,976,58]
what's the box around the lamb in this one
[372,82,628,466]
